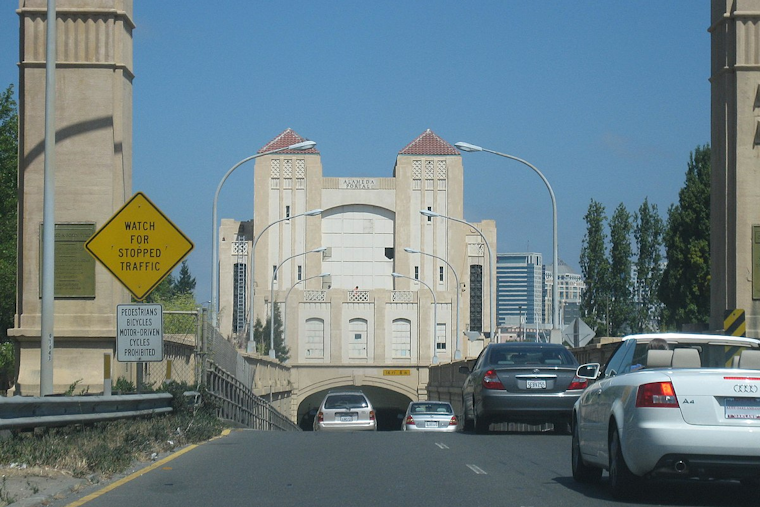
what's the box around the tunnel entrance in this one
[298,386,413,431]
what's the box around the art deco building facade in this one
[218,129,496,409]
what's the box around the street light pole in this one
[270,247,327,359]
[282,272,330,355]
[419,210,495,342]
[455,142,560,341]
[211,140,316,329]
[250,208,322,350]
[404,247,461,360]
[392,273,438,365]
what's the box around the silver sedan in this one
[401,401,458,432]
[572,333,760,499]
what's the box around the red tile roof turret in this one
[258,128,320,154]
[399,129,459,155]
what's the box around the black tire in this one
[462,396,474,432]
[609,426,639,499]
[473,409,490,434]
[571,419,602,483]
[553,420,571,435]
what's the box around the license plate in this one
[527,380,547,389]
[725,397,760,419]
[425,421,439,428]
[339,413,356,422]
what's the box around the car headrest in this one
[671,348,701,368]
[646,349,673,368]
[738,349,760,370]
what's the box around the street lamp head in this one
[304,208,323,216]
[318,272,331,277]
[454,142,483,153]
[311,246,328,253]
[287,140,317,151]
[404,247,420,254]
[391,272,403,278]
[419,209,441,218]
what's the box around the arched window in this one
[305,318,324,358]
[392,319,411,358]
[348,318,368,358]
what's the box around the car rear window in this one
[324,394,369,409]
[489,346,577,366]
[411,403,453,415]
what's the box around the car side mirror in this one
[576,363,601,380]
[458,365,470,375]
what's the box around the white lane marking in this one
[466,464,488,475]
[435,442,449,449]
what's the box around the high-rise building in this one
[496,253,543,329]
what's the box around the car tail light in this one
[317,411,324,423]
[449,415,458,426]
[370,410,376,421]
[482,370,505,389]
[567,376,588,390]
[636,381,679,408]
[405,415,415,425]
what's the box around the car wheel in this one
[473,408,490,434]
[462,396,474,432]
[608,426,639,499]
[571,419,602,483]
[553,420,571,435]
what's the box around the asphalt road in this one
[46,429,758,507]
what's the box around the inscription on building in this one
[340,178,377,190]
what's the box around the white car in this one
[571,333,760,499]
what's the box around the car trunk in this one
[495,366,577,393]
[668,369,760,427]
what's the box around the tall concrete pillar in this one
[710,0,760,337]
[9,0,133,393]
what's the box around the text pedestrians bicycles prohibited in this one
[85,192,194,300]
[117,304,163,362]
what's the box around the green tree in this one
[173,260,196,295]
[659,145,711,329]
[580,199,610,335]
[143,273,176,303]
[608,203,634,336]
[0,84,18,387]
[252,305,289,362]
[633,198,665,333]
[0,85,18,343]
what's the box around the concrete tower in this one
[10,0,133,393]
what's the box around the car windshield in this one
[410,403,452,415]
[623,341,760,372]
[324,394,368,409]
[488,346,576,366]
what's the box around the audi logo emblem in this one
[733,384,759,393]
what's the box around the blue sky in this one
[0,1,710,302]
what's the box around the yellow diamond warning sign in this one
[85,192,194,301]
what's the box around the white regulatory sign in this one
[116,303,163,362]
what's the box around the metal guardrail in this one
[0,393,173,430]
[205,362,300,431]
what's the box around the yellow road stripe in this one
[65,428,233,506]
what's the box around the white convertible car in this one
[571,333,760,499]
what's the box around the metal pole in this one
[269,248,325,359]
[393,273,438,365]
[482,149,559,335]
[250,210,322,350]
[40,0,57,396]
[405,248,461,360]
[211,141,316,330]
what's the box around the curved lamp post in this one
[392,272,439,365]
[250,208,323,348]
[455,141,559,339]
[270,247,327,359]
[404,247,461,360]
[211,140,316,328]
[282,272,330,356]
[419,210,495,342]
